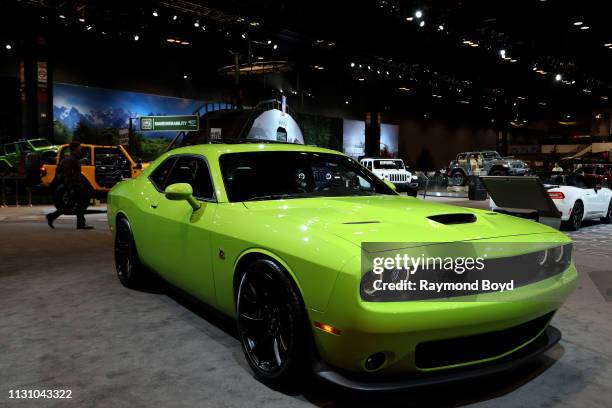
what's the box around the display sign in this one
[139,115,199,132]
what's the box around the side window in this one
[95,147,128,168]
[18,142,31,153]
[570,174,587,189]
[165,156,214,200]
[150,157,177,191]
[62,146,92,165]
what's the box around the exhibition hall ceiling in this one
[1,0,610,123]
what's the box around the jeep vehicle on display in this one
[447,150,530,186]
[360,157,419,196]
[0,138,59,173]
[41,143,147,209]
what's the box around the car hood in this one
[243,195,557,249]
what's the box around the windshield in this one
[220,151,396,202]
[373,159,404,170]
[29,139,52,148]
[482,151,501,160]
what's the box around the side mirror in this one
[383,179,397,191]
[165,183,201,210]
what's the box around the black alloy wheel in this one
[114,217,146,288]
[237,259,308,383]
[602,200,612,224]
[564,201,584,231]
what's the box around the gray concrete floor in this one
[1,204,611,407]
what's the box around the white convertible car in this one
[491,172,612,231]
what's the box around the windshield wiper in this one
[244,194,304,202]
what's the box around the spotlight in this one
[555,74,562,81]
[241,33,246,39]
[573,21,583,26]
[415,10,423,18]
[419,20,425,27]
[358,78,365,81]
[133,34,139,41]
[350,62,355,67]
[267,40,272,44]
[194,21,200,27]
[499,49,506,58]
[172,15,177,21]
[5,44,12,50]
[86,25,92,31]
[183,74,188,79]
[406,17,413,21]
[59,14,65,19]
[152,10,158,17]
[345,100,349,105]
[438,25,444,31]
[580,26,590,30]
[79,18,85,23]
[273,44,278,50]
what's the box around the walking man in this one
[46,141,93,229]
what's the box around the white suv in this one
[360,158,419,196]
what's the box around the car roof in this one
[166,142,343,157]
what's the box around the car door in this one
[143,155,217,303]
[571,174,602,217]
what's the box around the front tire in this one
[236,259,308,385]
[450,170,467,186]
[562,201,584,231]
[601,200,612,224]
[114,217,147,288]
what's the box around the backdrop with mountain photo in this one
[52,83,216,159]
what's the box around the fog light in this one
[364,352,386,371]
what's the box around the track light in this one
[172,15,177,21]
[419,20,425,27]
[133,34,139,41]
[5,44,12,50]
[194,21,200,27]
[273,44,278,50]
[415,10,423,18]
[350,62,355,67]
[152,10,158,17]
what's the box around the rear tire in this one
[236,259,309,385]
[562,201,584,231]
[114,217,148,288]
[601,200,612,224]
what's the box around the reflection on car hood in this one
[242,195,558,247]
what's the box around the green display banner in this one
[139,115,199,132]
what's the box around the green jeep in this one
[0,138,60,174]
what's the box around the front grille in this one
[389,173,406,182]
[414,311,554,369]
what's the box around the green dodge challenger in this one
[107,142,577,390]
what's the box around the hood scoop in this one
[427,213,477,225]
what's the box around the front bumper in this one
[312,325,560,391]
[392,181,419,192]
[309,258,576,374]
